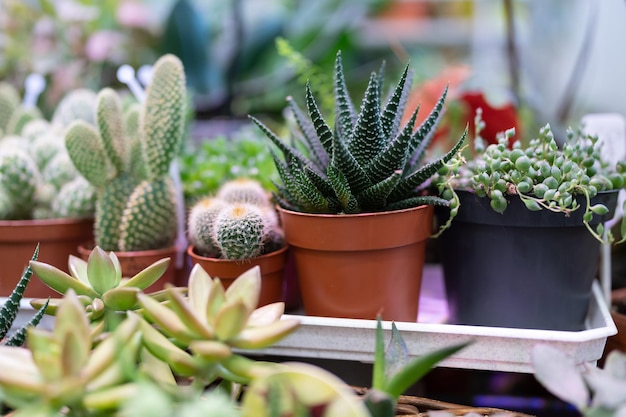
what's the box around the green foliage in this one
[66,54,187,251]
[252,51,466,214]
[442,111,626,243]
[179,126,279,205]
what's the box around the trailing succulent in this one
[441,109,626,242]
[0,84,97,220]
[250,51,466,215]
[65,54,186,252]
[187,178,284,260]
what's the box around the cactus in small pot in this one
[187,178,283,260]
[65,54,186,252]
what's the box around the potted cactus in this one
[251,51,465,322]
[186,178,287,307]
[0,83,97,298]
[64,54,186,289]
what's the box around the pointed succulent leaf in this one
[65,120,110,188]
[384,341,470,399]
[375,60,386,104]
[380,65,410,140]
[188,264,212,324]
[61,329,90,378]
[372,317,386,391]
[28,328,62,382]
[53,290,90,356]
[102,287,141,311]
[385,196,449,212]
[366,106,418,184]
[306,83,334,156]
[214,300,249,341]
[390,127,467,203]
[224,266,261,313]
[356,170,403,211]
[87,246,120,295]
[0,346,42,393]
[303,165,334,197]
[68,255,89,285]
[165,286,213,339]
[137,293,195,344]
[288,97,328,169]
[206,278,226,324]
[292,161,330,213]
[331,126,371,196]
[121,258,170,290]
[139,348,177,387]
[142,54,186,178]
[0,245,38,338]
[407,85,448,168]
[139,318,199,377]
[327,164,353,210]
[83,383,139,411]
[189,340,232,362]
[246,302,286,328]
[29,260,99,298]
[3,299,49,347]
[385,322,409,383]
[96,88,127,173]
[229,318,300,350]
[349,72,385,165]
[333,51,357,141]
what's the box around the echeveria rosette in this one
[137,264,299,386]
[442,119,626,244]
[29,246,170,328]
[0,290,141,416]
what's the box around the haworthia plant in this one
[65,54,186,251]
[251,51,466,214]
[0,245,49,347]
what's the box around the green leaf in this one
[523,199,542,211]
[385,322,409,382]
[371,316,386,390]
[87,246,119,295]
[589,204,609,215]
[384,341,470,399]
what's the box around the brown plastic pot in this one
[78,244,179,292]
[278,205,434,322]
[186,245,287,307]
[0,218,94,298]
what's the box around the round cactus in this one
[51,88,98,128]
[187,197,227,257]
[216,178,272,207]
[0,149,40,219]
[211,203,272,260]
[52,176,97,219]
[41,151,78,189]
[31,133,64,170]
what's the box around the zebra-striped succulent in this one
[251,51,466,214]
[65,54,186,252]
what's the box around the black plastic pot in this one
[437,190,618,331]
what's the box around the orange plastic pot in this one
[278,205,434,322]
[187,245,287,307]
[78,244,180,292]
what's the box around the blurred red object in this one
[458,91,520,146]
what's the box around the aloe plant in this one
[251,51,466,214]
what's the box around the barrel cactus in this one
[65,54,186,252]
[187,178,283,260]
[0,84,97,220]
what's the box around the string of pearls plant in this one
[435,109,626,243]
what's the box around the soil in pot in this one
[437,190,618,331]
[0,218,94,298]
[186,244,287,307]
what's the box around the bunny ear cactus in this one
[65,54,186,252]
[251,51,466,215]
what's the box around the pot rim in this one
[186,244,288,264]
[276,204,432,219]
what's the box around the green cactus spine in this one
[212,203,272,260]
[65,54,186,251]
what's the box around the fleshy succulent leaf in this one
[29,261,99,298]
[120,258,170,290]
[87,246,120,295]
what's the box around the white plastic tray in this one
[255,279,616,374]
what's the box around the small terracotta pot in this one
[0,218,94,298]
[78,244,179,292]
[186,245,287,307]
[278,205,434,322]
